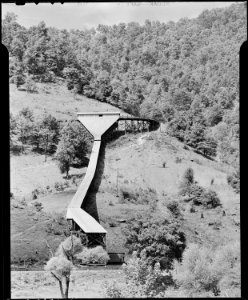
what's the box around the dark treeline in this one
[3,3,245,171]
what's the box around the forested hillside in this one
[3,3,245,171]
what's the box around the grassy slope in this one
[10,82,239,268]
[10,80,124,120]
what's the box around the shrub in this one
[202,190,221,208]
[227,171,240,193]
[172,242,240,297]
[105,250,173,298]
[76,246,109,265]
[54,182,65,191]
[179,167,194,194]
[33,201,43,212]
[25,77,38,93]
[104,281,123,298]
[32,189,39,199]
[124,213,186,270]
[119,186,158,206]
[180,180,221,209]
[175,157,182,163]
[166,200,181,217]
[183,167,194,184]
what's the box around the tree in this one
[10,113,18,148]
[55,121,91,177]
[12,62,26,88]
[179,167,195,195]
[55,139,73,178]
[40,114,60,154]
[15,108,34,151]
[45,235,83,298]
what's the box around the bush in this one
[124,213,186,270]
[76,246,109,265]
[172,242,240,297]
[119,186,158,206]
[54,182,65,191]
[179,167,194,194]
[32,201,43,212]
[166,200,181,217]
[180,179,221,209]
[175,157,182,163]
[25,77,38,93]
[227,171,240,193]
[105,250,173,298]
[202,190,221,208]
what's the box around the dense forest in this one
[3,3,245,173]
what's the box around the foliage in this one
[179,167,194,194]
[172,242,240,297]
[119,185,158,206]
[25,76,38,93]
[105,250,173,298]
[76,246,109,265]
[227,169,240,193]
[180,182,221,209]
[55,121,91,177]
[166,200,181,217]
[56,235,83,259]
[123,213,186,270]
[4,3,244,167]
[44,235,83,298]
[45,255,73,280]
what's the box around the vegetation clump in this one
[179,168,221,208]
[119,185,158,206]
[166,200,181,217]
[105,250,173,298]
[124,213,186,270]
[55,121,92,178]
[172,242,240,297]
[4,3,243,168]
[227,170,240,193]
[76,246,109,265]
[45,235,83,298]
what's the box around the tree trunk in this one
[58,280,65,298]
[65,277,70,298]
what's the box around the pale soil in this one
[11,269,124,298]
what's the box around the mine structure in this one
[66,112,160,248]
